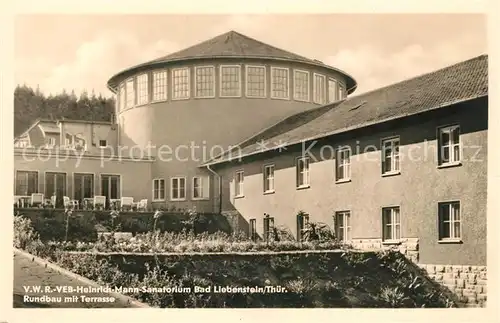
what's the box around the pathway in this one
[13,250,146,308]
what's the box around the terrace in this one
[14,193,148,212]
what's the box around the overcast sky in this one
[14,14,486,97]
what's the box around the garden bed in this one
[14,208,232,241]
[14,216,460,308]
[52,249,458,308]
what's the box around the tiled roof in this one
[38,122,60,134]
[107,31,357,92]
[202,54,488,166]
[14,118,112,140]
[150,30,318,64]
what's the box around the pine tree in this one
[14,84,114,136]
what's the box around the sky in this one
[14,14,486,97]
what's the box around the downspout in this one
[206,164,222,214]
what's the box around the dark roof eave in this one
[199,93,487,168]
[106,55,357,94]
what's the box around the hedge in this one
[14,208,232,241]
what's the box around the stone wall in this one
[206,226,488,308]
[348,238,487,308]
[348,238,419,263]
[417,264,487,308]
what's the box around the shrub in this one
[14,215,55,258]
[380,286,412,307]
[302,222,336,242]
[49,230,346,254]
[14,216,39,250]
[14,218,457,309]
[66,212,98,242]
[47,249,457,308]
[273,225,296,241]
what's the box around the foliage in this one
[14,84,115,137]
[14,216,39,250]
[273,225,296,241]
[302,221,336,242]
[41,230,346,254]
[52,249,456,308]
[14,209,232,238]
[14,217,457,308]
[14,215,57,259]
[380,286,411,308]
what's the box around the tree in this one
[14,84,115,136]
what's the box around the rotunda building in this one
[106,30,357,211]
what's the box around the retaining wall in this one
[349,238,487,308]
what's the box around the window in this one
[45,172,67,198]
[152,70,168,101]
[382,137,400,174]
[235,171,244,197]
[328,78,337,103]
[263,214,274,242]
[15,171,38,196]
[336,147,351,181]
[99,140,107,148]
[194,66,215,98]
[294,70,309,102]
[74,173,94,203]
[296,157,310,188]
[297,212,309,241]
[438,125,461,165]
[338,84,344,99]
[334,211,351,242]
[313,73,326,104]
[170,177,186,201]
[119,83,126,111]
[152,179,166,201]
[192,176,210,200]
[382,207,401,242]
[126,78,135,108]
[263,164,275,193]
[65,134,73,147]
[438,202,461,240]
[220,65,241,97]
[136,73,149,105]
[249,219,257,241]
[172,67,190,100]
[271,67,289,99]
[246,65,266,98]
[101,175,121,203]
[47,137,55,147]
[15,138,30,148]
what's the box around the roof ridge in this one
[153,30,317,64]
[202,54,488,166]
[14,119,42,140]
[228,30,315,63]
[345,54,487,101]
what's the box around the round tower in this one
[106,31,357,211]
